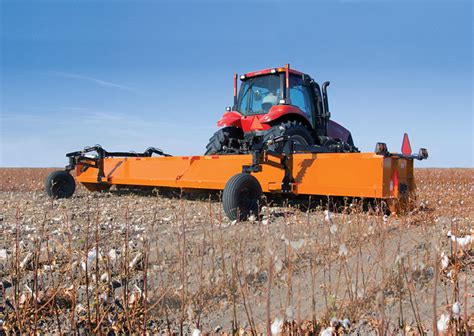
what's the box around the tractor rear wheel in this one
[264,120,314,151]
[204,126,243,155]
[223,173,262,221]
[45,170,76,199]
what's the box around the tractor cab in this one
[206,64,355,155]
[234,69,321,129]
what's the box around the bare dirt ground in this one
[0,168,473,335]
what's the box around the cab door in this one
[289,75,316,128]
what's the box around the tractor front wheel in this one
[204,126,243,155]
[223,173,262,221]
[45,170,76,199]
[264,120,314,151]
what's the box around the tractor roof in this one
[242,67,304,79]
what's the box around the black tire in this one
[204,126,243,155]
[81,183,111,192]
[223,173,262,221]
[264,120,314,151]
[45,170,76,199]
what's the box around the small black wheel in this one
[223,173,262,221]
[81,183,111,192]
[204,126,244,155]
[45,170,76,199]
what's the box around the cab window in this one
[290,76,314,125]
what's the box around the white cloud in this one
[48,71,138,93]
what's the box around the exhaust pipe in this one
[321,81,331,135]
[321,81,330,118]
[233,73,238,109]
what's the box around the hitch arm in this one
[65,145,172,183]
[242,137,295,193]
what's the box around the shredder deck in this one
[75,152,414,200]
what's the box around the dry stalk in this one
[266,254,273,336]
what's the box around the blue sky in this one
[1,0,472,167]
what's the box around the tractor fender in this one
[328,120,351,143]
[217,111,242,127]
[259,105,313,129]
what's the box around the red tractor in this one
[205,64,357,155]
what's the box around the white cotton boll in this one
[271,317,284,335]
[320,327,334,336]
[0,249,6,261]
[437,313,450,332]
[108,249,118,261]
[339,243,348,257]
[19,293,28,306]
[248,214,256,222]
[330,224,338,235]
[441,252,449,269]
[341,318,350,330]
[128,292,136,306]
[324,210,333,222]
[100,272,109,282]
[455,235,472,248]
[452,302,461,319]
[133,225,145,233]
[87,248,99,262]
[449,232,472,248]
[192,329,201,336]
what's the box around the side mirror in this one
[375,142,389,156]
[302,74,311,86]
[418,148,428,160]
